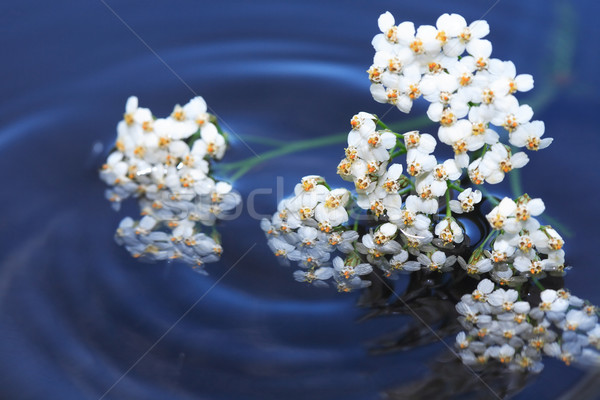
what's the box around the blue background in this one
[1,0,599,399]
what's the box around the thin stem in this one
[532,277,546,291]
[398,186,412,196]
[220,115,433,180]
[477,230,497,252]
[445,183,452,218]
[448,183,464,192]
[476,185,500,206]
[376,119,391,131]
[509,165,523,198]
[481,143,489,157]
[238,134,289,147]
[225,133,346,180]
[390,149,407,159]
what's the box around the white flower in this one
[183,96,211,128]
[471,279,495,303]
[437,14,490,57]
[489,236,516,263]
[434,218,464,244]
[314,188,350,227]
[349,128,396,162]
[450,188,482,214]
[471,74,516,115]
[456,299,492,326]
[333,256,373,279]
[376,163,405,195]
[446,56,477,88]
[562,310,598,332]
[538,289,570,313]
[404,131,437,156]
[390,197,431,235]
[487,288,519,312]
[467,157,485,185]
[289,176,330,210]
[379,64,423,113]
[350,112,377,134]
[487,97,532,135]
[356,233,402,263]
[490,267,527,287]
[332,256,372,292]
[327,230,359,253]
[531,227,564,254]
[458,256,493,275]
[456,331,470,349]
[506,196,545,233]
[488,60,534,95]
[417,251,456,272]
[287,242,331,268]
[373,222,398,245]
[438,120,484,168]
[509,121,553,151]
[467,107,500,144]
[199,123,226,160]
[486,197,517,230]
[480,143,529,184]
[156,112,197,141]
[293,267,334,288]
[421,72,459,104]
[406,149,436,177]
[431,159,462,195]
[486,344,516,364]
[513,256,554,277]
[414,176,440,214]
[380,250,421,277]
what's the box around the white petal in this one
[378,12,395,32]
[477,279,494,294]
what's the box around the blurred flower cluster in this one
[262,12,599,372]
[100,96,240,272]
[456,280,600,372]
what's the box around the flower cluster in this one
[459,195,565,282]
[100,96,240,272]
[369,12,552,183]
[261,175,373,291]
[262,11,599,375]
[456,280,600,371]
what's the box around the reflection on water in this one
[0,0,598,399]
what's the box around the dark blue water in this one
[1,0,599,399]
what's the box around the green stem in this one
[390,149,407,159]
[225,133,347,180]
[509,164,523,198]
[481,143,488,157]
[532,277,546,291]
[477,230,497,252]
[448,183,464,192]
[445,183,452,218]
[238,134,289,147]
[219,115,433,180]
[376,119,391,131]
[476,185,500,206]
[398,186,412,196]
